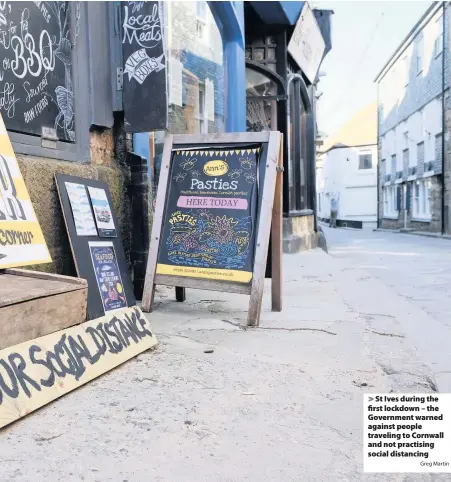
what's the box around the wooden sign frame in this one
[142,132,283,327]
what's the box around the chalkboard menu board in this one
[121,0,167,132]
[157,147,260,283]
[0,1,75,142]
[142,132,283,328]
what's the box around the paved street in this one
[323,225,451,392]
[1,248,440,482]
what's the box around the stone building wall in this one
[17,125,133,276]
[377,3,449,233]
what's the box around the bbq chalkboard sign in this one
[0,1,75,142]
[121,0,167,132]
[142,132,283,327]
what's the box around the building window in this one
[196,1,208,43]
[416,35,423,74]
[358,153,372,169]
[417,141,425,165]
[197,1,207,18]
[384,186,398,217]
[403,131,409,150]
[391,154,396,174]
[403,55,409,86]
[167,1,224,134]
[198,83,207,133]
[435,15,443,56]
[412,179,431,219]
[403,148,409,168]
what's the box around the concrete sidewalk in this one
[0,249,445,481]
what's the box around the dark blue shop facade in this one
[135,1,332,253]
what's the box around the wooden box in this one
[0,269,87,350]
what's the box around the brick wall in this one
[379,175,442,232]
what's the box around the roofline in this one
[374,1,441,83]
[319,143,377,154]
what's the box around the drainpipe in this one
[441,1,446,234]
[126,152,150,300]
[377,79,380,229]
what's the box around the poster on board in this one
[89,241,128,313]
[65,182,98,237]
[88,187,117,237]
[55,174,136,320]
[156,147,261,283]
[0,113,51,269]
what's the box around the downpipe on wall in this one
[441,1,446,234]
[126,152,150,300]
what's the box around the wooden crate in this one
[0,269,87,350]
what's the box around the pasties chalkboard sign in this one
[143,132,283,328]
[157,147,260,283]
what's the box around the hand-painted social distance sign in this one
[0,113,51,269]
[157,147,261,283]
[0,306,157,429]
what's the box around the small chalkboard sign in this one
[121,0,168,132]
[142,132,283,327]
[55,174,136,320]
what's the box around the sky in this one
[312,1,432,138]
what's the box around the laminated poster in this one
[89,241,127,313]
[87,186,117,237]
[156,147,260,283]
[65,182,97,237]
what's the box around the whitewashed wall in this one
[316,145,378,228]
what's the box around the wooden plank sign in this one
[0,306,157,429]
[0,113,51,269]
[142,132,283,327]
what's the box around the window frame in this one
[196,1,210,44]
[383,185,399,218]
[198,83,208,134]
[434,15,443,57]
[416,34,424,74]
[412,179,432,220]
[403,55,409,87]
[358,152,373,170]
[391,154,397,174]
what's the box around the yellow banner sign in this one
[156,263,252,283]
[0,306,157,429]
[0,113,51,268]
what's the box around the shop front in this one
[134,1,246,197]
[244,2,332,252]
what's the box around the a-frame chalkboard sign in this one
[142,132,283,327]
